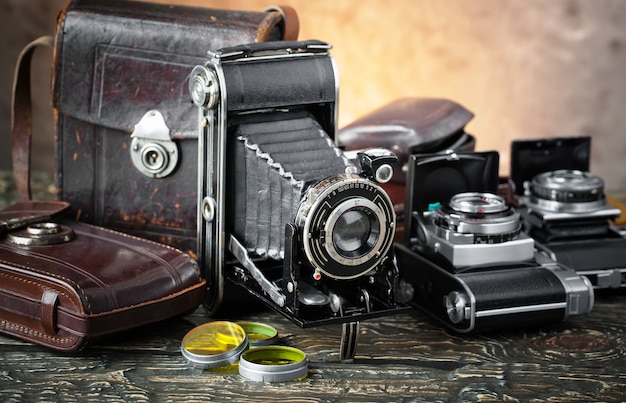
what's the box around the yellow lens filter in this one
[181,321,307,382]
[181,321,248,369]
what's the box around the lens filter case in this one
[239,346,308,382]
[181,321,248,369]
[181,321,308,382]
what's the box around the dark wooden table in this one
[1,172,626,402]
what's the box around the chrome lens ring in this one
[448,192,508,214]
[297,174,395,280]
[324,198,385,266]
[433,192,522,243]
[531,169,605,204]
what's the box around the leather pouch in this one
[339,97,476,184]
[12,0,299,256]
[0,200,206,351]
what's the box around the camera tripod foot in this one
[340,321,360,363]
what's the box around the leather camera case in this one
[12,0,298,258]
[0,201,206,351]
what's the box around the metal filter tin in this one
[181,321,248,369]
[238,346,308,382]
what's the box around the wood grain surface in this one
[1,289,625,402]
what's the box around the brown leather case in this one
[12,0,298,258]
[339,97,476,181]
[0,200,206,351]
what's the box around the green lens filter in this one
[236,321,279,347]
[238,346,308,382]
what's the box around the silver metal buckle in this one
[130,110,179,178]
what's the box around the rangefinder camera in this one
[396,151,594,332]
[510,136,626,289]
[189,40,406,327]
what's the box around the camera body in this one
[189,40,406,326]
[396,151,594,332]
[510,136,626,289]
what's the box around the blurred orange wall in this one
[2,0,626,190]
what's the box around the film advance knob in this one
[445,291,469,324]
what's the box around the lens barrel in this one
[433,192,522,244]
[531,170,604,203]
[296,174,395,279]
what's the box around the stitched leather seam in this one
[77,222,202,277]
[0,264,90,313]
[81,221,182,251]
[0,320,75,344]
[0,270,79,344]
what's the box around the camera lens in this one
[332,209,379,258]
[433,192,522,242]
[449,193,507,214]
[528,169,609,214]
[296,174,395,280]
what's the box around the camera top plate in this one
[405,151,500,216]
[510,136,591,197]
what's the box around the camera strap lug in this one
[228,235,286,307]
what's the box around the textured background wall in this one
[2,0,626,191]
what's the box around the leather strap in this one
[40,290,59,336]
[265,5,300,41]
[11,36,54,202]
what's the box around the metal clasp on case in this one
[130,110,179,178]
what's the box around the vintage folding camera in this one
[188,40,406,327]
[510,136,626,289]
[395,151,594,332]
